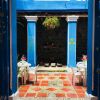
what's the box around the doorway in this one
[37,17,67,65]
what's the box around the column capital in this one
[25,16,38,22]
[66,15,79,22]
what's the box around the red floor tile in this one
[47,87,56,91]
[75,89,84,93]
[49,77,55,79]
[67,93,78,98]
[73,86,83,89]
[61,88,71,92]
[26,93,36,97]
[19,93,26,97]
[56,93,65,97]
[19,85,30,90]
[18,72,86,98]
[40,83,48,86]
[77,93,85,98]
[37,93,47,97]
[19,85,29,92]
[61,74,67,77]
[19,89,28,92]
[33,87,41,91]
[43,74,49,76]
[41,80,48,84]
[59,77,66,80]
[63,83,71,86]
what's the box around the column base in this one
[85,92,98,100]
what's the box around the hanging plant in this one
[42,16,60,29]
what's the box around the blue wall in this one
[87,0,100,99]
[9,0,17,94]
[92,0,100,98]
[0,0,10,98]
[16,0,88,12]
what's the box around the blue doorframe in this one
[9,0,17,94]
[1,0,100,98]
[87,0,94,94]
[8,0,100,98]
[0,0,10,98]
[92,0,100,98]
[87,0,100,99]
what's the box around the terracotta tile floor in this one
[17,72,86,99]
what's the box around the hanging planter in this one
[42,16,60,29]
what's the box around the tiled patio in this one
[16,68,86,100]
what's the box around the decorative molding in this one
[66,15,79,22]
[25,16,38,22]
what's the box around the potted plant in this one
[42,16,60,29]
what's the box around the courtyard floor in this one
[15,67,86,100]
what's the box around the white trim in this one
[25,16,38,22]
[66,15,79,22]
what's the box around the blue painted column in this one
[87,0,94,95]
[66,16,78,67]
[9,0,17,95]
[26,16,38,67]
[87,0,100,99]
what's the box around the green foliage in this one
[42,16,60,29]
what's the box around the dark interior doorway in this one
[17,17,27,61]
[37,17,67,65]
[77,17,88,61]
